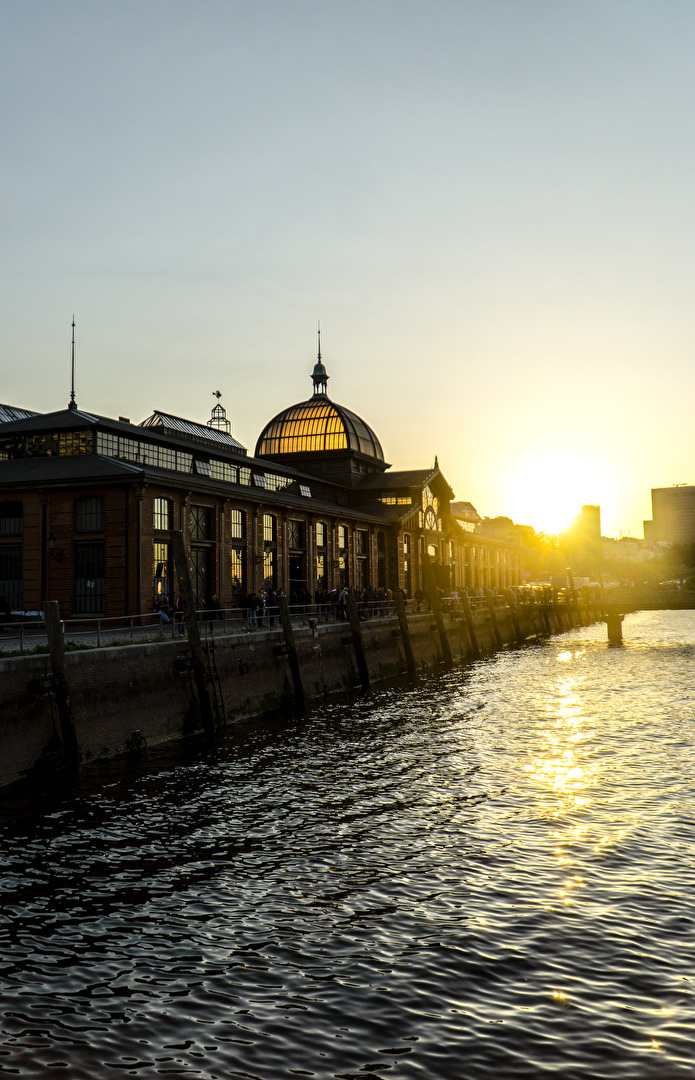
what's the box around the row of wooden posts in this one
[38,532,615,782]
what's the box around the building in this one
[644,486,695,545]
[0,349,522,616]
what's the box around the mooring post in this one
[277,593,306,713]
[43,600,80,779]
[461,591,481,659]
[393,589,416,677]
[423,553,453,665]
[485,590,504,649]
[346,593,371,690]
[565,567,576,626]
[606,612,625,644]
[171,530,216,736]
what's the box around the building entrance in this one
[190,547,211,609]
[288,554,307,604]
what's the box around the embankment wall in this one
[0,602,595,789]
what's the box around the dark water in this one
[2,611,695,1079]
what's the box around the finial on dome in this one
[311,321,329,396]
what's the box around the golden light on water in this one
[525,655,595,816]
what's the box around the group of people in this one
[242,587,283,630]
[154,584,399,634]
[313,585,393,621]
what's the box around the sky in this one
[2,0,694,539]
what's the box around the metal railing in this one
[0,598,410,654]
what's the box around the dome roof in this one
[255,397,384,461]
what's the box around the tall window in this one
[403,534,410,555]
[153,497,172,531]
[230,547,245,606]
[0,544,21,610]
[153,541,170,601]
[263,549,276,590]
[76,497,105,533]
[355,529,369,590]
[403,557,411,597]
[263,514,276,543]
[74,542,105,614]
[377,531,386,589]
[338,525,348,587]
[315,552,326,590]
[190,505,212,540]
[316,521,326,547]
[229,508,245,539]
[0,502,22,536]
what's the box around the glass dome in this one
[255,398,384,461]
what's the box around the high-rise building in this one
[644,485,695,544]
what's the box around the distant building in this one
[579,504,601,542]
[644,486,695,545]
[560,504,602,553]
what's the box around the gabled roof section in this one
[0,404,39,424]
[140,411,247,454]
[0,455,144,486]
[0,407,101,432]
[358,464,455,500]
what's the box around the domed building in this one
[0,338,523,618]
[255,343,389,487]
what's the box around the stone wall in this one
[0,603,589,790]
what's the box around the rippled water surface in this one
[2,611,695,1078]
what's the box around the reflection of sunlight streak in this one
[524,662,604,900]
[526,673,595,808]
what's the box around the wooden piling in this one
[278,593,306,713]
[44,600,80,779]
[394,589,416,676]
[171,530,216,736]
[423,553,453,665]
[346,593,371,690]
[461,592,481,659]
[485,590,504,649]
[503,589,524,645]
[605,612,624,644]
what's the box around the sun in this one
[506,454,604,535]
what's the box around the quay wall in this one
[0,602,599,790]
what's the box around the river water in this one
[2,611,695,1079]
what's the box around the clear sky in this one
[2,0,693,539]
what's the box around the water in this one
[2,611,695,1078]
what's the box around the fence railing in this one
[0,599,407,653]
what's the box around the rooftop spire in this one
[311,321,329,397]
[68,316,77,411]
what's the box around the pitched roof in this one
[0,455,143,486]
[358,466,455,500]
[141,410,247,454]
[0,404,38,424]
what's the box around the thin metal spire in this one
[68,316,77,411]
[311,321,329,396]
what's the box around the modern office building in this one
[644,485,695,545]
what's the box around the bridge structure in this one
[583,588,695,643]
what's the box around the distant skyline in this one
[2,0,693,539]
